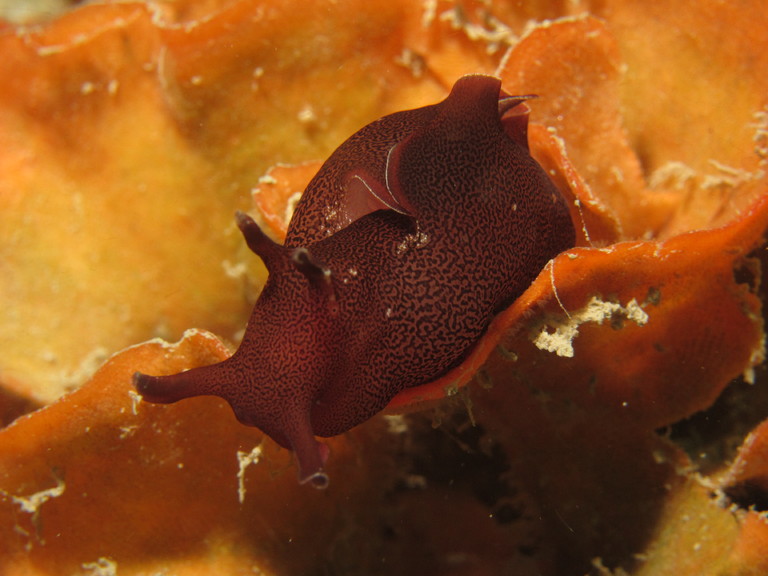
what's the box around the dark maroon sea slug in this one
[134,74,575,487]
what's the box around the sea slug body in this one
[134,74,575,487]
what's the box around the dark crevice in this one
[394,409,513,510]
[661,369,768,475]
[0,386,40,429]
[723,481,768,513]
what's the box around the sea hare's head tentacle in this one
[136,368,331,488]
[135,211,340,487]
[291,247,338,315]
[287,418,331,488]
[133,363,228,404]
[235,210,289,270]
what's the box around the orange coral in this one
[1,0,767,575]
[0,331,394,575]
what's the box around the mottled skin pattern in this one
[134,75,575,488]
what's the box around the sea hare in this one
[134,74,574,487]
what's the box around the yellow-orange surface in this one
[1,1,767,574]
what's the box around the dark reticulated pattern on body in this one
[133,74,575,487]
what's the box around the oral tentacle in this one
[133,363,224,404]
[285,414,330,489]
